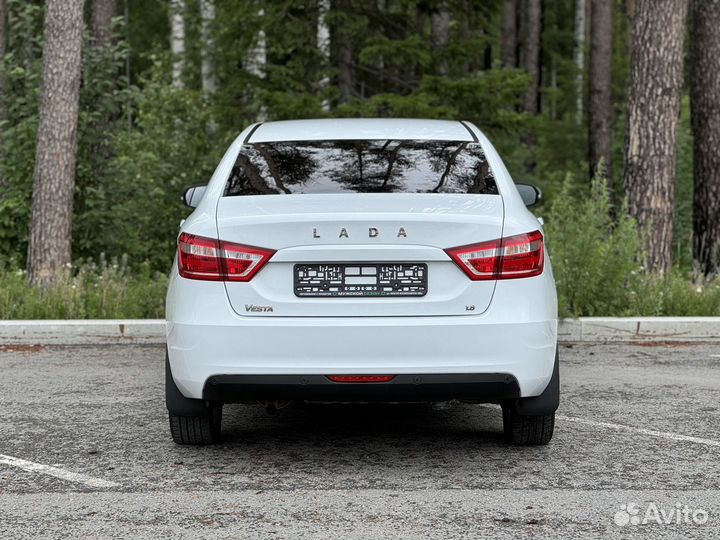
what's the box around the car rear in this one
[165,119,558,446]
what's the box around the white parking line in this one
[0,454,119,489]
[479,404,720,448]
[555,415,720,448]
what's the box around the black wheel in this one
[165,350,223,445]
[168,404,222,445]
[502,406,554,445]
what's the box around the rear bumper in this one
[166,267,558,401]
[167,316,556,400]
[203,373,520,403]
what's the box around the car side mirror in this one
[182,185,207,208]
[516,184,542,207]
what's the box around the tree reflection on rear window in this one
[224,140,498,195]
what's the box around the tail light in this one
[445,230,544,280]
[178,233,275,281]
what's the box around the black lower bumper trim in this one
[202,373,521,403]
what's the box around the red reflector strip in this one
[326,375,396,383]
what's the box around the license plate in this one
[294,263,427,297]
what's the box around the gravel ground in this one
[0,342,718,539]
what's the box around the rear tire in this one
[502,406,554,445]
[169,405,222,445]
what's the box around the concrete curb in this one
[558,317,720,342]
[0,318,718,346]
[0,320,165,345]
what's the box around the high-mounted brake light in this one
[444,230,544,280]
[327,375,396,383]
[178,233,275,281]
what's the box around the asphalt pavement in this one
[0,342,718,539]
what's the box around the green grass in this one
[629,273,720,317]
[544,173,720,317]
[0,256,167,319]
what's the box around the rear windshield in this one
[224,140,498,196]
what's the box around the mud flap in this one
[165,352,215,416]
[512,349,559,416]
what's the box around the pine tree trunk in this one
[588,0,613,194]
[91,0,118,47]
[622,0,688,274]
[573,0,586,126]
[169,0,185,88]
[338,42,353,103]
[27,0,84,285]
[522,0,541,114]
[246,8,267,120]
[317,0,331,111]
[500,0,517,67]
[690,0,720,275]
[0,0,5,120]
[334,0,354,103]
[0,0,6,194]
[0,0,6,92]
[550,56,557,119]
[200,0,216,95]
[21,3,34,70]
[415,5,425,36]
[246,9,266,78]
[90,0,120,145]
[430,1,450,76]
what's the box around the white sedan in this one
[166,118,558,445]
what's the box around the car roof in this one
[247,118,477,143]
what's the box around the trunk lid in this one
[216,193,504,317]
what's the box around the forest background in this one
[1,0,719,319]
